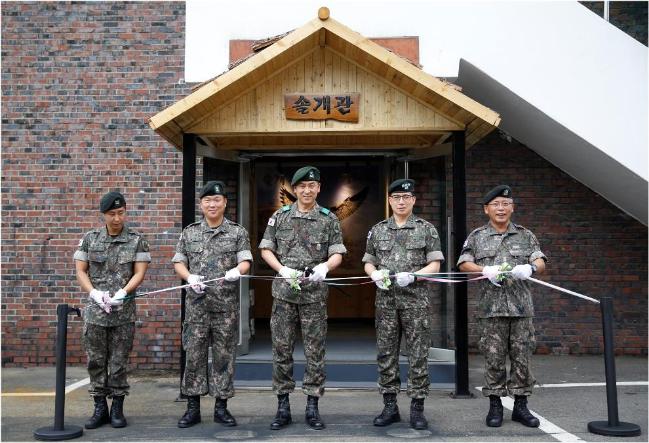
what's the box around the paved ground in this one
[2,355,646,441]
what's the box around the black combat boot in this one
[373,393,400,426]
[178,395,201,428]
[270,393,292,430]
[512,395,540,428]
[409,398,428,430]
[214,398,237,426]
[305,395,325,430]
[486,395,503,427]
[109,395,127,428]
[85,396,110,429]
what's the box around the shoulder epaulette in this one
[470,225,488,235]
[371,219,388,229]
[281,205,291,212]
[227,219,245,229]
[320,207,330,216]
[185,221,202,229]
[513,223,528,231]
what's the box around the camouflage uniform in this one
[362,214,444,399]
[73,225,151,397]
[259,203,346,397]
[457,222,546,397]
[172,218,252,399]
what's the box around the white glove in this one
[481,265,501,287]
[308,263,329,282]
[279,266,302,280]
[371,269,391,290]
[89,289,111,313]
[511,264,533,280]
[187,274,206,293]
[224,267,241,282]
[396,272,415,287]
[109,288,127,306]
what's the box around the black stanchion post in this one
[587,297,641,437]
[34,304,84,441]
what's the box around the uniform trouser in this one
[376,307,431,399]
[82,322,135,398]
[271,298,327,397]
[181,310,239,398]
[479,317,536,397]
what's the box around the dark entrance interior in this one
[204,152,455,388]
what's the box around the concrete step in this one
[234,359,455,389]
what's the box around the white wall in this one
[186,0,648,182]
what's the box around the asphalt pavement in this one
[2,354,647,442]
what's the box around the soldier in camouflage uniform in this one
[259,166,346,431]
[74,191,151,430]
[363,179,444,431]
[458,185,546,428]
[172,180,252,428]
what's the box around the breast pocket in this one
[309,233,328,261]
[186,241,204,253]
[88,247,108,278]
[508,248,531,266]
[474,249,497,266]
[217,238,239,269]
[185,241,205,270]
[275,228,294,256]
[406,235,426,265]
[375,235,393,261]
[118,248,136,265]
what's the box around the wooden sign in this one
[285,93,360,122]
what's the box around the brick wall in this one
[1,2,190,368]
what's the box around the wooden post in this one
[452,130,471,398]
[179,133,197,399]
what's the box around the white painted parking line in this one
[1,377,90,397]
[536,381,648,388]
[64,377,90,393]
[475,386,584,442]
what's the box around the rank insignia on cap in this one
[214,185,220,193]
[403,182,411,190]
[503,189,509,196]
[114,199,121,207]
[308,170,315,179]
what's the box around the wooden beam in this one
[402,142,453,160]
[196,127,461,137]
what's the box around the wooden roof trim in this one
[322,18,501,127]
[148,18,322,132]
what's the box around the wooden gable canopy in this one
[149,8,501,154]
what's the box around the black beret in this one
[388,179,415,194]
[483,185,512,205]
[291,166,320,186]
[99,191,126,213]
[199,181,227,199]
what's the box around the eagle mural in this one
[279,186,369,221]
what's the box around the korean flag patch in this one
[268,218,276,227]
